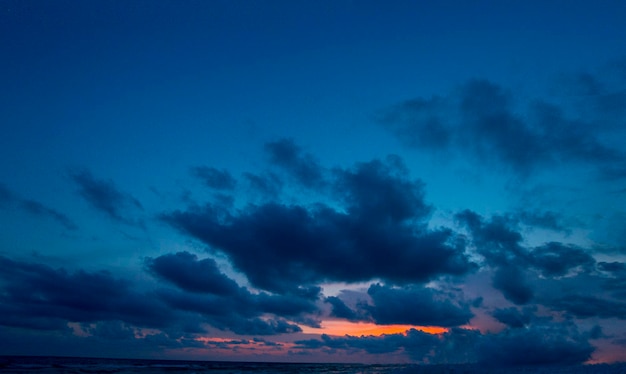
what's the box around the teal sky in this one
[1,0,626,365]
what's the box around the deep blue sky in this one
[1,0,626,365]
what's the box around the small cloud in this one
[264,138,325,188]
[191,166,236,190]
[70,170,143,227]
[0,183,77,230]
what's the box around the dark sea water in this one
[0,356,624,374]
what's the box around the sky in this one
[1,0,626,367]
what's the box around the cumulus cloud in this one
[191,166,236,190]
[491,307,537,328]
[70,170,143,226]
[476,323,594,367]
[163,156,473,293]
[379,78,624,176]
[456,209,600,304]
[0,183,77,230]
[264,138,325,188]
[0,256,174,330]
[146,251,240,295]
[365,284,473,327]
[295,329,439,361]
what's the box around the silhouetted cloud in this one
[491,307,536,328]
[492,266,534,305]
[295,329,439,361]
[550,295,626,320]
[513,209,570,233]
[365,284,472,327]
[295,323,595,366]
[456,210,599,304]
[191,166,236,190]
[163,156,473,293]
[19,199,78,230]
[325,296,370,322]
[264,138,325,188]
[380,79,624,176]
[243,172,283,199]
[0,183,77,230]
[476,323,594,367]
[70,170,143,226]
[146,251,240,295]
[0,256,174,330]
[527,242,595,277]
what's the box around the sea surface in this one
[0,356,624,374]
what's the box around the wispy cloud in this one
[70,170,143,227]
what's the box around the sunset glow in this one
[301,320,448,336]
[1,1,626,368]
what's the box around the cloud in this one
[0,254,319,338]
[365,284,473,327]
[295,329,439,361]
[243,172,283,199]
[492,266,534,305]
[70,170,143,226]
[325,296,370,322]
[0,256,174,330]
[264,138,325,188]
[146,251,240,295]
[491,307,536,328]
[191,166,236,190]
[0,183,77,230]
[456,210,598,304]
[163,156,473,293]
[296,321,595,367]
[155,287,306,335]
[19,199,78,230]
[550,295,626,320]
[513,209,570,233]
[476,323,594,367]
[527,242,595,277]
[379,79,624,176]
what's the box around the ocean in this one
[0,356,624,374]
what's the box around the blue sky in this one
[1,0,626,365]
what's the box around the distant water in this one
[1,356,625,374]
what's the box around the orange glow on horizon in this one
[301,320,448,336]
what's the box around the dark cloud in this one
[513,209,569,233]
[294,321,595,367]
[597,261,626,273]
[0,254,318,338]
[70,170,143,226]
[365,284,472,327]
[380,79,623,175]
[476,324,594,367]
[0,183,12,206]
[550,295,626,320]
[243,172,283,198]
[295,329,439,361]
[0,256,174,330]
[191,166,236,190]
[527,242,595,277]
[456,210,599,304]
[0,183,77,230]
[163,156,473,293]
[491,307,536,328]
[325,296,371,322]
[19,199,77,230]
[264,138,325,188]
[148,254,320,335]
[156,287,304,335]
[146,251,240,296]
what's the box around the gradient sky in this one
[1,0,626,366]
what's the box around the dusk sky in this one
[1,0,626,366]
